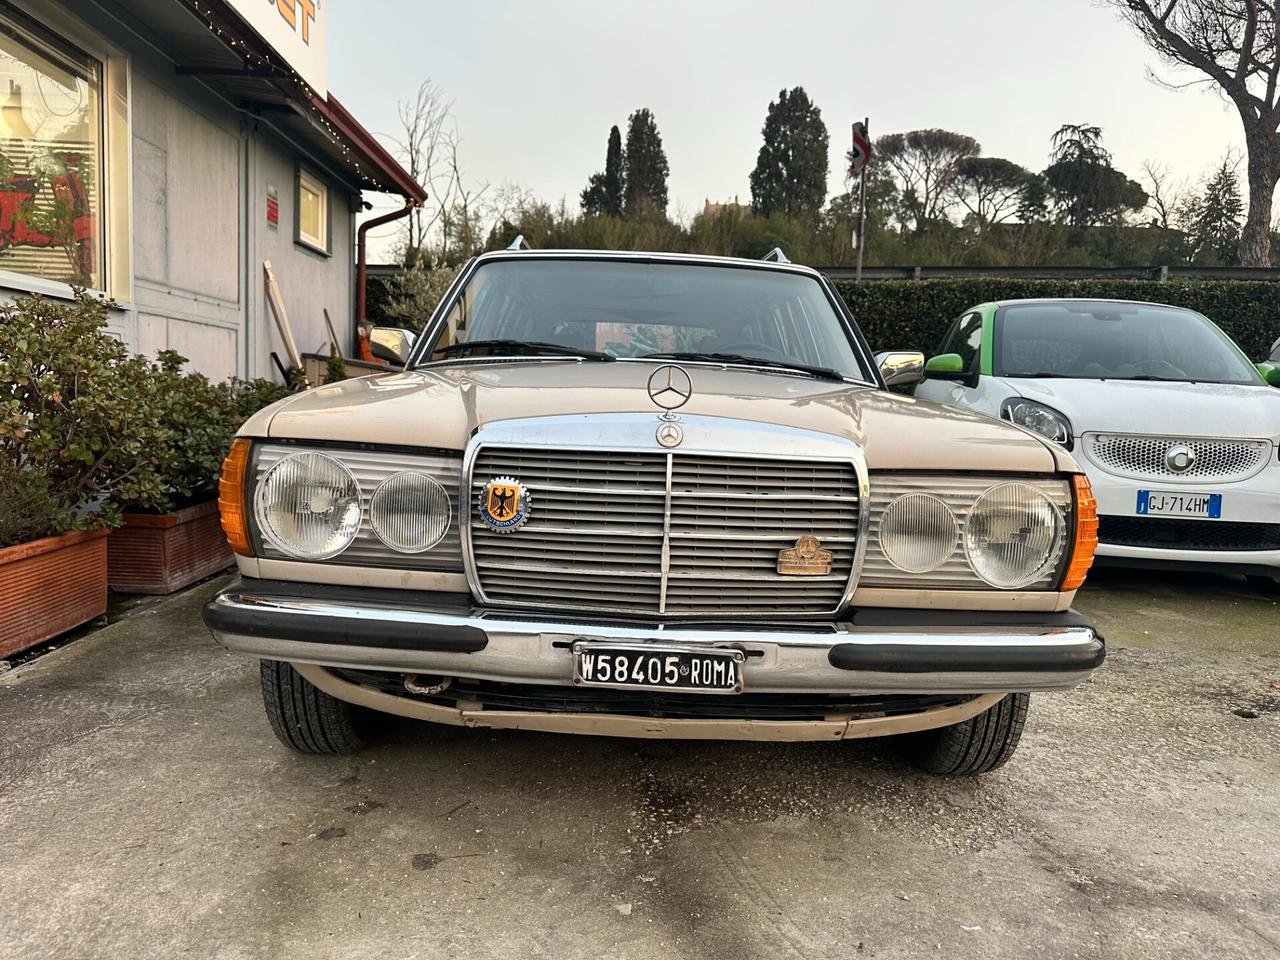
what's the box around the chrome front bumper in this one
[204,579,1104,695]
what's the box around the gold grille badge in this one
[777,535,834,576]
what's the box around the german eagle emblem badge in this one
[480,476,531,533]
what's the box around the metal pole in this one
[855,116,868,282]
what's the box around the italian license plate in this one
[1137,490,1222,519]
[571,642,744,694]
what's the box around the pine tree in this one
[1184,158,1244,264]
[623,109,669,218]
[580,125,626,217]
[749,87,830,219]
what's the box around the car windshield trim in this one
[431,339,616,363]
[405,254,878,383]
[640,351,849,382]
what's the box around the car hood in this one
[1002,377,1280,440]
[246,361,1066,472]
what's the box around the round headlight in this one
[963,482,1064,589]
[370,471,451,553]
[254,452,361,560]
[880,493,957,573]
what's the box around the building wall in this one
[248,132,356,381]
[4,0,359,385]
[125,66,246,381]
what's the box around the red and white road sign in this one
[850,121,872,177]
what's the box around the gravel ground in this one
[0,568,1277,960]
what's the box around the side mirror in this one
[924,353,969,382]
[875,350,925,387]
[1256,362,1280,387]
[370,326,417,366]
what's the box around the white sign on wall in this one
[226,0,327,96]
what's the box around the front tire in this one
[260,660,368,754]
[909,693,1029,775]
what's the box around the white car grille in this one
[468,447,860,616]
[1082,433,1272,483]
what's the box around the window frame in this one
[0,0,130,301]
[294,164,331,256]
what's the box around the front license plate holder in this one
[571,641,745,694]
[1136,490,1222,519]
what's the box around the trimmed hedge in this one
[831,279,1280,360]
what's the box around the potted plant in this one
[0,293,165,657]
[108,353,289,594]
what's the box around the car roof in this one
[470,247,825,278]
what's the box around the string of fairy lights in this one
[185,0,384,190]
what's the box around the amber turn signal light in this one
[1061,473,1098,591]
[219,438,254,557]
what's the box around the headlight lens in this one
[370,471,451,553]
[964,482,1064,588]
[880,493,957,573]
[254,452,362,560]
[1001,398,1073,448]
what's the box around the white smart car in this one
[915,298,1280,586]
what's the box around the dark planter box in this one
[108,500,233,595]
[0,529,109,658]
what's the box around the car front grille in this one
[1098,515,1280,551]
[468,447,860,616]
[1082,433,1272,483]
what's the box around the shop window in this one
[0,9,115,291]
[296,166,329,254]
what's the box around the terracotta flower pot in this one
[0,529,109,658]
[108,499,234,595]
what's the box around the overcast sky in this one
[328,0,1243,260]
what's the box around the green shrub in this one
[120,353,291,514]
[833,278,1280,359]
[0,292,167,546]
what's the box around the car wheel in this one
[908,693,1029,776]
[260,659,368,754]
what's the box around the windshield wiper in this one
[643,351,847,382]
[434,339,615,362]
[1008,372,1078,379]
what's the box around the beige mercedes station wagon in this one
[204,250,1102,775]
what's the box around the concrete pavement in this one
[1,570,1277,960]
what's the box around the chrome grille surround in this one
[1082,433,1272,484]
[462,415,868,618]
[860,473,1072,590]
[252,444,464,570]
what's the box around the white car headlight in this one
[964,482,1064,589]
[1001,397,1073,448]
[254,451,362,560]
[370,471,451,553]
[879,493,958,573]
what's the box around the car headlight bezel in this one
[862,474,1074,592]
[247,443,464,571]
[1000,397,1073,449]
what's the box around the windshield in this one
[413,258,869,380]
[995,301,1261,385]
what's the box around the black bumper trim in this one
[202,579,487,653]
[827,637,1105,674]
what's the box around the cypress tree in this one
[749,87,830,219]
[623,108,669,218]
[580,124,626,217]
